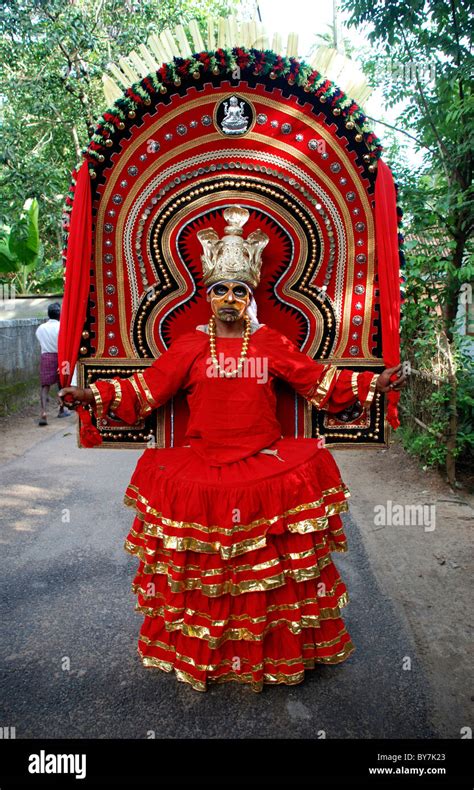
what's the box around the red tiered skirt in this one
[123,437,355,692]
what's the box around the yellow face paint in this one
[209,281,251,322]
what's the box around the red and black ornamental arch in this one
[58,47,403,449]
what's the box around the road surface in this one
[0,427,435,739]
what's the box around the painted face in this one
[209,281,251,322]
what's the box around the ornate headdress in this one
[197,206,269,288]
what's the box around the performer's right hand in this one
[58,386,94,410]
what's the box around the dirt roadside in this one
[0,401,76,464]
[1,404,472,737]
[333,443,473,738]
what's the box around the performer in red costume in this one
[60,206,405,692]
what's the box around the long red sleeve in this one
[89,332,205,424]
[265,328,379,412]
[89,326,379,452]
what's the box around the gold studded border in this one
[309,360,387,446]
[76,358,165,449]
[150,186,331,360]
[94,88,374,359]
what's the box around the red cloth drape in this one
[374,160,402,430]
[58,159,101,446]
[58,160,92,386]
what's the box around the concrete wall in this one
[0,318,43,415]
[0,297,64,414]
[0,295,62,321]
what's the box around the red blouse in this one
[90,325,378,465]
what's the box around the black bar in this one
[0,738,471,788]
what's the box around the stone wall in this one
[0,318,42,415]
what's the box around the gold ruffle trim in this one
[138,638,356,692]
[131,537,324,572]
[136,589,348,617]
[134,577,344,617]
[139,627,350,670]
[138,596,349,648]
[130,534,328,568]
[125,533,347,571]
[123,515,348,560]
[126,541,336,594]
[140,622,348,650]
[124,486,349,560]
[136,591,350,628]
[125,483,350,534]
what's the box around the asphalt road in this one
[0,427,436,739]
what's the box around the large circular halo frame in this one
[63,22,400,449]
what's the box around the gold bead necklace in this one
[208,315,251,378]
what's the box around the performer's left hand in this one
[376,364,407,393]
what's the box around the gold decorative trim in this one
[140,622,348,650]
[129,553,335,596]
[137,371,158,407]
[137,591,349,622]
[110,379,122,411]
[138,638,356,691]
[133,577,346,616]
[95,89,375,359]
[324,357,384,366]
[362,373,379,408]
[126,541,347,589]
[124,505,350,559]
[306,366,338,407]
[351,371,359,398]
[137,628,351,672]
[131,558,334,595]
[77,359,167,448]
[128,374,152,417]
[128,536,335,575]
[89,382,103,419]
[310,360,388,447]
[124,484,350,535]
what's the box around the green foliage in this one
[0,234,18,273]
[0,197,48,292]
[29,257,64,294]
[342,0,474,484]
[9,196,40,265]
[0,0,233,285]
[396,207,473,477]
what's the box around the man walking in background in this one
[35,302,70,426]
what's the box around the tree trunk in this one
[445,230,467,342]
[444,338,458,488]
[442,229,467,485]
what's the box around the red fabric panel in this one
[375,160,401,429]
[58,160,92,387]
[58,161,101,446]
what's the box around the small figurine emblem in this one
[215,95,254,136]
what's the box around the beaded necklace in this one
[208,315,251,378]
